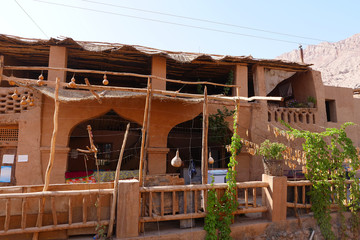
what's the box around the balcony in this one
[268,106,316,125]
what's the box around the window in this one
[0,147,17,186]
[325,100,337,122]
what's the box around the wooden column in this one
[107,123,130,238]
[33,77,60,240]
[201,87,209,185]
[139,77,152,186]
[43,77,61,191]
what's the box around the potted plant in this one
[307,96,316,108]
[257,139,286,176]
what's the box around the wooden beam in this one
[2,75,283,103]
[107,123,130,238]
[3,65,238,88]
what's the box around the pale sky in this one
[1,0,359,59]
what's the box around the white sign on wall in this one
[18,155,28,162]
[2,154,15,164]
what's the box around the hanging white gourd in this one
[171,149,182,167]
[208,152,214,164]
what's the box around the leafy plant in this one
[223,70,234,95]
[204,176,219,240]
[208,107,234,145]
[286,122,360,239]
[204,107,241,240]
[256,139,286,160]
[307,96,317,104]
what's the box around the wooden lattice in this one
[0,128,18,142]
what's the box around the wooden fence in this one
[0,188,113,236]
[139,181,269,223]
[286,180,354,210]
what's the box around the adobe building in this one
[0,34,359,187]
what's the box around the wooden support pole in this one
[201,87,209,210]
[43,77,60,190]
[139,77,152,186]
[143,77,153,178]
[4,199,11,231]
[33,77,60,240]
[21,198,27,229]
[201,87,209,185]
[107,123,130,238]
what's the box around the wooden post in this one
[43,77,61,190]
[138,77,152,233]
[139,77,152,186]
[143,78,153,180]
[201,87,209,185]
[201,87,209,210]
[0,55,4,84]
[33,77,60,240]
[107,123,130,238]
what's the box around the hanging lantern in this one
[208,152,214,164]
[20,96,27,105]
[11,89,18,100]
[68,76,76,88]
[26,95,31,103]
[9,80,15,86]
[171,149,182,168]
[102,74,109,85]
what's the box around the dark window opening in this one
[325,100,337,122]
[247,65,255,97]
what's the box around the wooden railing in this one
[286,180,354,210]
[268,107,316,125]
[139,181,269,223]
[0,188,113,236]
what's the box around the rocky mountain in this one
[277,33,360,89]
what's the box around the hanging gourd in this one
[20,96,27,105]
[26,95,31,103]
[102,74,109,85]
[68,76,76,88]
[171,149,182,167]
[37,74,44,86]
[11,89,18,100]
[29,98,35,107]
[9,80,15,86]
[208,152,214,164]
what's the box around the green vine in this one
[223,70,234,96]
[205,107,241,240]
[204,176,219,240]
[208,107,234,145]
[286,122,360,239]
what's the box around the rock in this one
[277,33,360,89]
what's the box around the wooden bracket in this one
[84,78,102,104]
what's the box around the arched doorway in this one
[66,110,141,182]
[167,112,232,183]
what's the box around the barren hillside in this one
[277,33,360,89]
